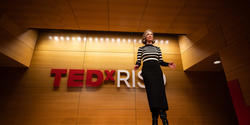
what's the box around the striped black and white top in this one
[136,44,169,67]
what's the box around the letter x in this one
[104,70,115,81]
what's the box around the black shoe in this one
[152,111,159,125]
[159,110,169,125]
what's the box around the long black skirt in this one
[142,60,169,112]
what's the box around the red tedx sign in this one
[51,69,166,88]
[51,69,115,87]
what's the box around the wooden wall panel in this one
[18,30,38,50]
[186,24,208,45]
[219,33,250,105]
[175,7,250,125]
[135,89,148,110]
[156,37,180,55]
[138,0,185,33]
[178,35,193,54]
[78,109,136,125]
[0,14,26,37]
[69,0,108,31]
[0,52,25,67]
[0,28,37,67]
[187,53,223,71]
[136,110,155,125]
[217,5,250,106]
[36,33,86,51]
[179,25,226,70]
[164,71,193,89]
[19,67,68,88]
[0,0,227,34]
[84,52,134,70]
[109,0,146,32]
[30,51,84,69]
[0,88,79,125]
[219,40,250,74]
[0,14,37,67]
[0,31,237,125]
[223,62,250,105]
[79,88,135,110]
[161,54,183,71]
[178,25,208,54]
[179,2,250,106]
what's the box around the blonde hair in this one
[142,29,155,44]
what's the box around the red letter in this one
[67,69,84,87]
[228,79,250,125]
[104,70,115,81]
[86,70,103,87]
[51,69,67,88]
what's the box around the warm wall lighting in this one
[117,38,120,42]
[165,40,169,44]
[47,36,170,45]
[134,39,137,43]
[54,36,59,41]
[139,39,142,43]
[213,60,221,64]
[155,40,158,43]
[77,37,81,41]
[89,37,93,41]
[160,40,164,44]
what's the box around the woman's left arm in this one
[157,47,169,66]
[157,47,176,68]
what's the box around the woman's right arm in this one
[134,47,142,70]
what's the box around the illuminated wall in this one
[0,31,237,125]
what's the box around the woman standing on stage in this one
[134,29,176,125]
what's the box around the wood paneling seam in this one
[65,0,80,29]
[137,0,149,32]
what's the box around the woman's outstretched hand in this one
[134,65,139,70]
[169,62,176,69]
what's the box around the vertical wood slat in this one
[0,31,237,125]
